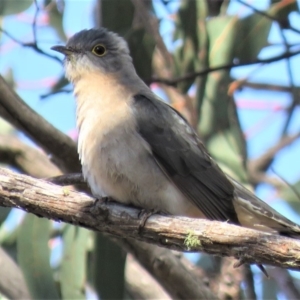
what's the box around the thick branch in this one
[125,254,171,299]
[0,76,80,173]
[0,134,61,178]
[122,239,215,299]
[0,246,31,299]
[1,167,300,271]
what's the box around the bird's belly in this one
[79,126,204,218]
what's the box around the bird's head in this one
[51,28,132,83]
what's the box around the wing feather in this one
[132,94,239,223]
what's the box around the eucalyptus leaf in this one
[0,0,33,16]
[17,215,60,300]
[60,225,89,300]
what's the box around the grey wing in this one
[231,177,300,237]
[132,94,239,223]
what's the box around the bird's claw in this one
[138,209,158,233]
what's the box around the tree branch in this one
[0,246,31,300]
[236,0,300,35]
[148,49,300,86]
[248,131,300,182]
[0,134,61,178]
[125,254,171,299]
[0,75,80,173]
[0,28,62,64]
[1,167,300,271]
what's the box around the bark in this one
[0,167,300,271]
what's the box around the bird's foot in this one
[138,209,158,233]
[102,196,113,205]
[234,259,269,278]
[257,264,269,278]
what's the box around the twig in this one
[236,0,300,35]
[239,81,299,93]
[40,88,72,100]
[271,167,300,201]
[248,131,300,175]
[0,28,62,64]
[148,49,300,86]
[32,0,40,43]
[1,167,300,270]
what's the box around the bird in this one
[51,27,300,238]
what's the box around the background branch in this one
[0,134,61,178]
[248,132,300,184]
[0,75,80,173]
[0,246,31,300]
[148,49,300,86]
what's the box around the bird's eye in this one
[92,44,107,56]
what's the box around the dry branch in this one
[1,167,300,271]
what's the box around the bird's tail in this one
[229,177,300,238]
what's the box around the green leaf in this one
[60,225,89,300]
[46,0,67,42]
[92,234,126,300]
[262,274,278,299]
[280,180,300,203]
[0,207,10,226]
[270,0,299,28]
[174,0,209,92]
[0,0,33,16]
[198,15,248,180]
[126,29,155,80]
[234,14,271,62]
[207,129,248,181]
[207,15,239,65]
[17,214,60,300]
[235,0,298,62]
[101,0,134,34]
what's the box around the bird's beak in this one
[51,45,75,56]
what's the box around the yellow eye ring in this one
[92,44,106,56]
